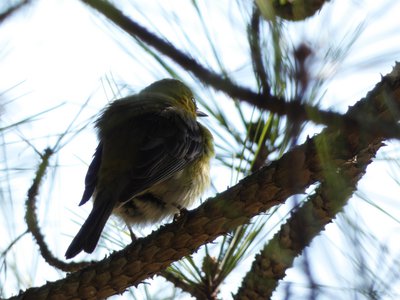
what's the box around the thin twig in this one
[25,148,91,272]
[0,0,30,24]
[248,6,270,94]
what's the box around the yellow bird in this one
[65,79,214,259]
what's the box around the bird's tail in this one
[65,197,115,259]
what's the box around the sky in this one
[1,0,400,299]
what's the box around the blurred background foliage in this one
[1,0,400,299]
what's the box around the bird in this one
[65,79,214,259]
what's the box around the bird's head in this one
[140,79,207,118]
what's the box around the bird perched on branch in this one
[65,79,214,259]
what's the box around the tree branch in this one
[234,61,400,299]
[25,148,91,272]
[0,0,31,24]
[234,136,383,299]
[80,0,400,141]
[9,62,400,300]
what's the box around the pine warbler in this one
[65,79,214,259]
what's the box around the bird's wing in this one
[80,101,204,206]
[112,107,204,204]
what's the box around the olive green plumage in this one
[65,79,214,259]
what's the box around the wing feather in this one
[79,143,103,206]
[93,103,204,205]
[116,108,204,203]
[79,96,204,206]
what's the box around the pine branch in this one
[80,0,400,141]
[25,148,91,272]
[8,63,400,300]
[0,0,31,24]
[234,61,400,298]
[234,139,383,299]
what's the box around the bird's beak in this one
[196,110,208,117]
